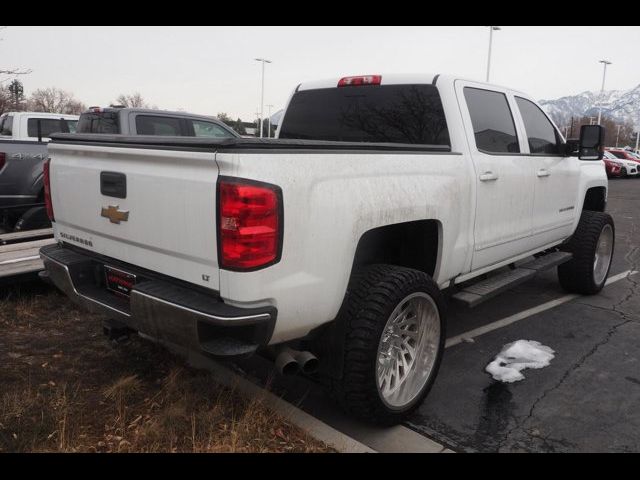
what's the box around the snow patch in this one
[486,340,555,383]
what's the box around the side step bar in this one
[452,251,572,308]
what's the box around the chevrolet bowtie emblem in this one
[101,205,129,224]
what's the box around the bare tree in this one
[27,87,86,115]
[113,92,155,109]
[217,112,232,123]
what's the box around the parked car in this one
[606,148,640,177]
[0,111,79,231]
[602,154,624,178]
[41,74,613,425]
[76,107,240,138]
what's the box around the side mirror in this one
[579,125,605,160]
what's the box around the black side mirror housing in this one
[578,125,605,160]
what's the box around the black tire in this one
[558,210,615,295]
[329,264,446,426]
[621,167,628,178]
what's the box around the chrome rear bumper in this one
[40,243,276,357]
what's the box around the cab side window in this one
[464,87,520,154]
[136,115,183,136]
[515,97,562,155]
[190,120,235,138]
[27,118,71,138]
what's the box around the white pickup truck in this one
[40,74,613,424]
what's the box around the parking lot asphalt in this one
[236,177,640,453]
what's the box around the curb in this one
[168,344,374,453]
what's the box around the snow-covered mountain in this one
[540,84,640,129]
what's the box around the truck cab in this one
[76,107,240,138]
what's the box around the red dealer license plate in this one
[105,266,136,297]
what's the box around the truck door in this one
[456,82,536,271]
[512,96,581,245]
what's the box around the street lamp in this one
[486,26,501,82]
[597,59,612,125]
[254,58,272,138]
[266,104,274,138]
[616,125,622,148]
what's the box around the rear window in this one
[279,84,450,146]
[0,115,13,136]
[136,115,182,136]
[27,118,77,138]
[77,112,120,134]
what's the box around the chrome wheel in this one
[376,292,441,409]
[594,223,614,286]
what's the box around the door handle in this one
[537,169,551,178]
[479,171,498,182]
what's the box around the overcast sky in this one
[2,26,639,120]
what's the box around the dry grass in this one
[0,281,333,453]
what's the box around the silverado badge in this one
[101,205,129,224]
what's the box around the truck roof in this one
[84,107,225,122]
[297,73,528,97]
[1,111,79,120]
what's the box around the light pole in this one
[597,59,612,125]
[616,125,622,148]
[486,26,501,82]
[266,104,274,138]
[254,58,272,138]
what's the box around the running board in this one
[452,251,572,308]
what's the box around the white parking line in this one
[445,270,638,349]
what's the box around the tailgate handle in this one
[100,172,127,199]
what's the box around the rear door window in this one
[279,84,450,146]
[191,120,235,138]
[27,118,76,138]
[464,87,520,154]
[515,97,562,155]
[136,115,183,136]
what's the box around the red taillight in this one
[338,75,382,87]
[218,178,281,270]
[0,152,5,171]
[43,158,54,221]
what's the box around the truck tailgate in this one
[48,143,220,290]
